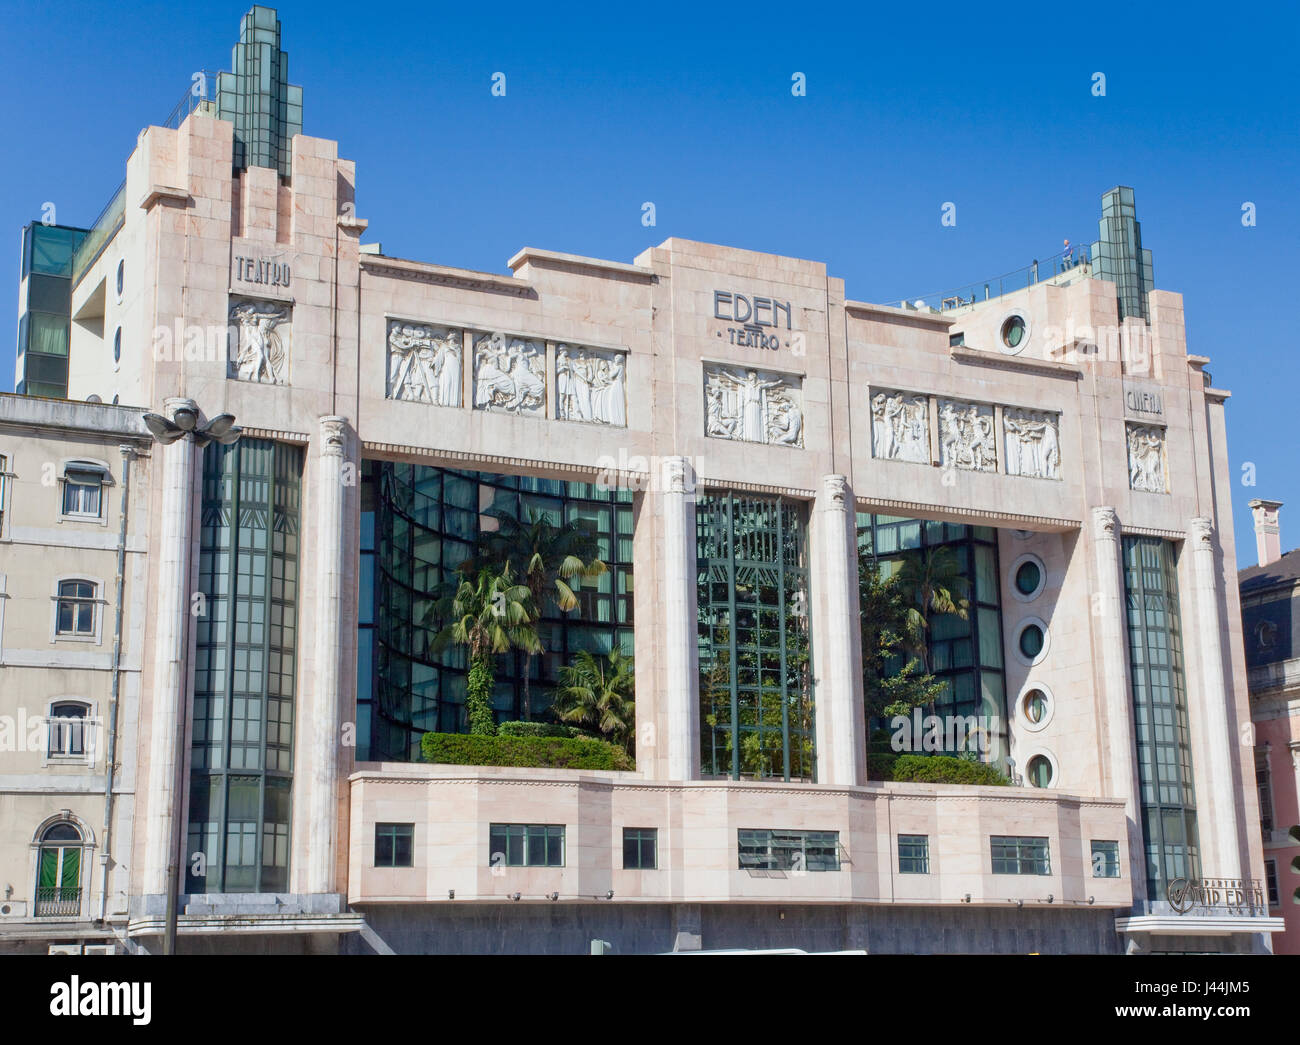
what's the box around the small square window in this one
[623,828,658,870]
[62,471,103,518]
[898,834,930,874]
[374,823,414,867]
[1090,840,1120,878]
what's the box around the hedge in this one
[496,721,585,740]
[421,731,634,771]
[867,751,1008,786]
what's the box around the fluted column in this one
[662,457,699,780]
[1091,507,1145,897]
[143,398,198,896]
[306,416,348,894]
[814,475,865,785]
[1187,516,1242,880]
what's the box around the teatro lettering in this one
[713,290,792,350]
[235,255,292,289]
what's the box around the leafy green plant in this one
[430,563,540,736]
[551,647,635,756]
[859,551,947,721]
[420,732,634,771]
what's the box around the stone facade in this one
[0,98,1277,955]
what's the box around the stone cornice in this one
[361,442,616,479]
[241,426,311,444]
[951,346,1083,380]
[844,300,954,328]
[856,496,1078,532]
[361,254,533,298]
[507,247,656,282]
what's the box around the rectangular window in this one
[1091,840,1121,878]
[489,823,565,867]
[622,828,658,870]
[47,705,88,756]
[1256,749,1274,836]
[738,829,840,872]
[991,835,1051,875]
[1264,859,1279,907]
[61,473,102,517]
[374,823,414,867]
[898,834,930,874]
[55,580,96,636]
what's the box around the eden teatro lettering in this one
[714,289,792,350]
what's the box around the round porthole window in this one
[113,327,121,365]
[1010,554,1046,601]
[1000,314,1028,352]
[1017,684,1054,732]
[1014,617,1050,665]
[115,259,124,299]
[1026,753,1055,788]
[1019,624,1044,658]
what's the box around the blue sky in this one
[2,1,1296,554]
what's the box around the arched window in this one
[55,580,97,636]
[47,702,89,757]
[36,822,83,917]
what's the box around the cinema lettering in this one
[713,289,793,350]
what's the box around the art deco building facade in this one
[0,7,1280,955]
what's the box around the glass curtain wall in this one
[358,461,634,762]
[697,492,814,782]
[856,514,1007,751]
[187,438,301,893]
[1122,536,1200,902]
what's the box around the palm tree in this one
[552,647,635,755]
[894,545,970,674]
[473,508,607,720]
[431,563,541,736]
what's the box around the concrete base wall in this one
[341,903,1124,955]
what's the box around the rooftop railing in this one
[70,72,223,287]
[889,244,1092,313]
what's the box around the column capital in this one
[821,474,849,510]
[662,455,690,494]
[1188,516,1214,549]
[1091,506,1120,542]
[318,415,348,457]
[162,396,198,419]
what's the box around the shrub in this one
[420,731,634,771]
[496,721,579,739]
[867,752,899,780]
[889,753,1009,786]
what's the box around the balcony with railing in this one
[34,887,83,918]
[888,244,1092,314]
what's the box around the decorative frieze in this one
[704,365,803,447]
[1127,423,1167,494]
[387,322,463,407]
[870,390,930,464]
[556,344,627,426]
[1003,408,1062,481]
[229,299,290,384]
[473,333,546,415]
[938,398,997,473]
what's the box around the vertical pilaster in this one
[306,416,348,895]
[1187,516,1243,880]
[662,457,699,781]
[143,398,198,897]
[814,475,865,785]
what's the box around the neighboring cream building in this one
[0,396,152,952]
[0,6,1280,954]
[1240,499,1300,955]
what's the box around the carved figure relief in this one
[1127,423,1167,493]
[870,390,930,463]
[473,332,545,415]
[229,299,290,384]
[387,323,463,407]
[556,345,627,426]
[1003,408,1062,480]
[938,398,997,473]
[704,366,803,447]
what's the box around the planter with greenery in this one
[421,731,634,771]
